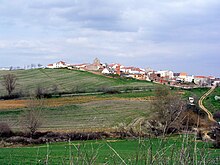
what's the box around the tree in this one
[151,86,186,134]
[20,99,43,136]
[2,74,17,96]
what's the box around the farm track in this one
[198,86,217,123]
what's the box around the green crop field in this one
[0,99,152,132]
[0,135,219,164]
[0,69,156,96]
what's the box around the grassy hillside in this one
[204,87,220,114]
[0,69,156,96]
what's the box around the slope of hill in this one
[0,69,156,96]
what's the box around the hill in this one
[0,69,156,97]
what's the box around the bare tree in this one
[151,86,186,134]
[35,85,46,99]
[2,74,17,96]
[20,99,44,136]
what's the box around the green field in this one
[0,99,152,132]
[204,87,220,114]
[181,87,209,101]
[0,135,219,164]
[0,69,156,96]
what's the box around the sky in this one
[0,0,219,77]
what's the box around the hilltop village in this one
[46,58,220,88]
[0,58,219,88]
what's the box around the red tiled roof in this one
[195,76,207,78]
[180,72,187,76]
[47,64,53,66]
[121,66,134,69]
[58,61,66,65]
[132,68,142,71]
[108,63,121,67]
[72,63,88,66]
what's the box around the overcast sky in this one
[0,0,219,76]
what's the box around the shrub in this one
[0,122,13,137]
[213,111,220,121]
[103,87,121,94]
[213,127,220,148]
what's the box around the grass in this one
[180,87,209,100]
[203,87,220,114]
[0,69,156,96]
[0,135,219,164]
[0,99,152,132]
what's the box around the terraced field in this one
[0,99,152,132]
[0,69,156,96]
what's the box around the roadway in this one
[198,85,217,123]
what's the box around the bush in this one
[0,93,23,100]
[35,85,52,98]
[213,111,220,121]
[0,122,13,137]
[103,87,121,94]
[213,127,220,148]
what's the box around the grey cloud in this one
[0,0,220,76]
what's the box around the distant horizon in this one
[0,1,219,77]
[0,57,219,78]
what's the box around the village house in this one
[47,61,69,69]
[85,58,103,71]
[101,67,114,74]
[155,70,174,79]
[124,73,146,80]
[194,76,211,86]
[147,71,161,82]
[68,63,89,70]
[108,63,124,70]
[185,75,194,83]
[212,78,220,86]
[178,72,187,81]
[119,67,146,80]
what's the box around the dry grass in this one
[0,95,152,110]
[0,100,26,110]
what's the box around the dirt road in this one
[198,86,217,123]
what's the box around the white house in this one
[185,75,194,83]
[213,80,220,86]
[47,61,69,69]
[102,68,114,74]
[156,70,174,79]
[108,63,124,70]
[194,76,211,86]
[129,68,146,74]
[178,72,187,81]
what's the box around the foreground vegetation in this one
[0,135,219,164]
